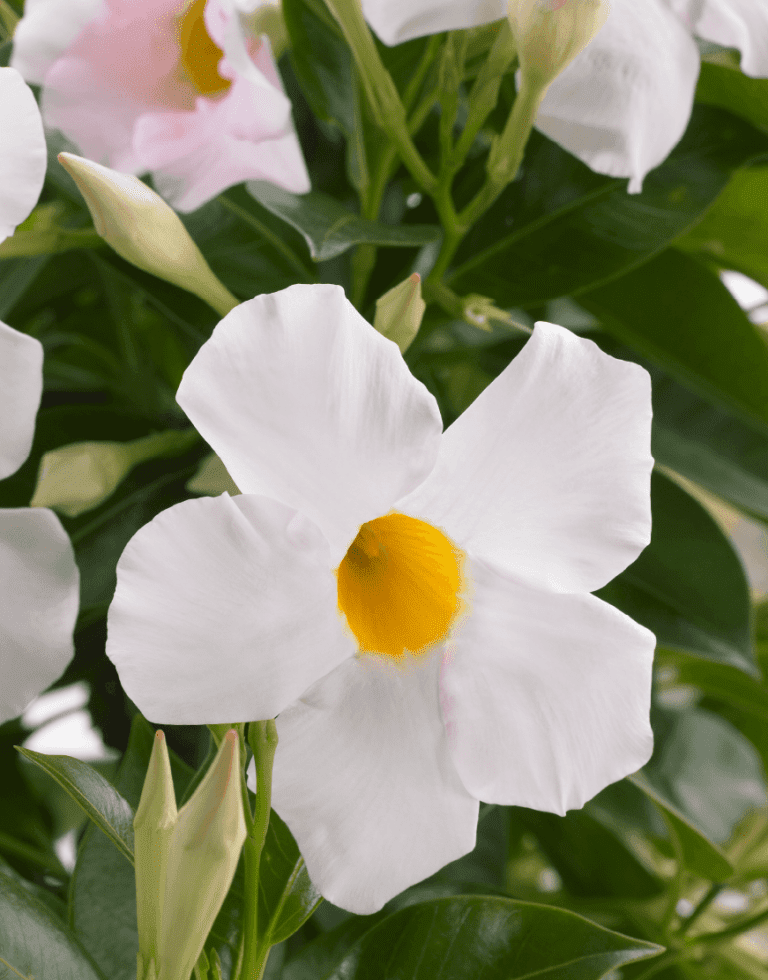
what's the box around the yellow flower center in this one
[337,513,465,659]
[177,0,231,97]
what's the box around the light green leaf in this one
[258,810,322,947]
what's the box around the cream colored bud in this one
[30,430,198,518]
[158,731,246,980]
[134,731,178,978]
[508,0,609,89]
[57,153,238,317]
[186,453,241,497]
[245,2,289,59]
[373,273,425,353]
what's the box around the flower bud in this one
[186,453,241,497]
[245,1,289,60]
[508,0,609,90]
[30,430,198,518]
[57,153,239,317]
[373,273,425,353]
[157,730,246,980]
[134,731,177,980]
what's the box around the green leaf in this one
[581,249,768,433]
[258,810,322,946]
[597,470,754,675]
[676,166,768,291]
[448,104,768,305]
[16,748,134,865]
[659,651,768,726]
[283,896,663,980]
[282,0,355,134]
[628,772,734,881]
[0,867,105,980]
[246,182,440,260]
[696,61,768,134]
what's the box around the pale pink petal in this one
[397,321,652,594]
[361,0,504,45]
[0,321,43,480]
[271,651,479,914]
[0,69,46,245]
[0,508,79,724]
[669,0,768,77]
[441,556,655,814]
[106,493,356,724]
[176,284,442,564]
[536,0,700,192]
[10,0,104,85]
[40,0,194,172]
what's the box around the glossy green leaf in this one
[598,470,754,675]
[0,867,105,980]
[696,61,768,134]
[660,651,768,726]
[258,810,323,946]
[448,105,768,306]
[581,249,768,433]
[676,166,768,291]
[17,748,134,865]
[628,773,734,881]
[246,182,440,260]
[283,896,663,980]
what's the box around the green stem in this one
[695,902,768,946]
[678,883,724,937]
[631,950,689,980]
[237,721,278,980]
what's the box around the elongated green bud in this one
[373,273,425,353]
[134,731,178,980]
[158,730,246,980]
[508,0,609,90]
[30,430,198,517]
[57,153,239,317]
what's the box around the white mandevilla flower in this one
[0,69,80,724]
[107,283,655,914]
[359,0,768,193]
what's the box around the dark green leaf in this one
[448,105,768,306]
[284,896,662,980]
[0,867,105,980]
[16,748,134,865]
[581,249,768,433]
[247,182,440,260]
[659,651,768,726]
[0,256,50,319]
[598,470,754,675]
[258,809,322,946]
[696,61,768,134]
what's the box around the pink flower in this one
[12,0,310,212]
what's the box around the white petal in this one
[669,0,768,77]
[272,651,479,914]
[0,508,79,724]
[0,320,43,480]
[535,0,700,192]
[361,0,504,45]
[398,322,652,594]
[106,493,356,724]
[177,284,443,564]
[0,69,46,244]
[441,556,655,814]
[10,0,104,85]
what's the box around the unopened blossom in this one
[0,70,79,725]
[107,283,654,914]
[11,0,309,212]
[360,0,768,192]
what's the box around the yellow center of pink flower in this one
[336,513,465,659]
[178,0,232,97]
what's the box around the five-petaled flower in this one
[107,283,655,914]
[360,0,768,192]
[11,0,310,212]
[0,68,80,724]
